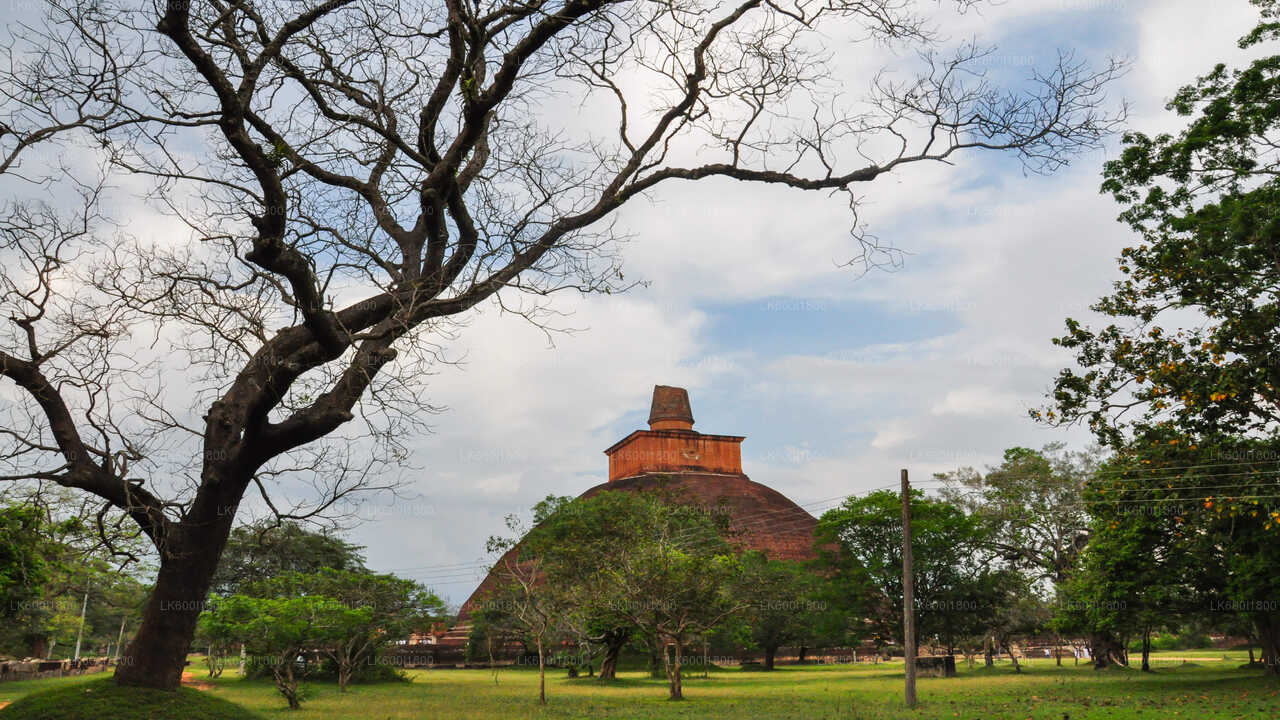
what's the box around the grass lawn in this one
[3,652,1277,719]
[0,676,264,719]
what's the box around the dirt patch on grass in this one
[180,671,215,691]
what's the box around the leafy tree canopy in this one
[815,489,996,650]
[1041,1,1280,443]
[210,521,366,597]
[938,444,1097,585]
[0,505,50,623]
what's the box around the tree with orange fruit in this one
[1040,1,1280,675]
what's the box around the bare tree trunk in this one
[764,645,777,671]
[1005,643,1021,673]
[668,639,683,701]
[272,653,301,710]
[1256,613,1280,677]
[537,636,546,705]
[599,635,625,680]
[1140,626,1151,673]
[984,635,994,667]
[650,642,664,679]
[114,535,223,689]
[338,658,353,692]
[1089,633,1125,669]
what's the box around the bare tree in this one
[0,0,1124,689]
[485,518,567,705]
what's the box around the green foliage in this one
[503,490,731,679]
[203,568,442,701]
[201,593,357,708]
[1128,632,1214,652]
[1056,455,1190,656]
[938,444,1096,584]
[730,552,821,668]
[0,505,50,623]
[1060,431,1280,670]
[0,498,148,660]
[485,489,740,699]
[1042,3,1280,444]
[314,656,411,685]
[0,677,265,719]
[210,521,366,597]
[1037,1,1280,674]
[815,490,1003,650]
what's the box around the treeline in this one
[473,439,1278,707]
[0,509,452,710]
[0,490,149,662]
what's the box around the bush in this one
[313,656,410,685]
[239,651,408,686]
[1128,633,1214,652]
[0,678,265,719]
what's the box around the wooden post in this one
[901,468,917,709]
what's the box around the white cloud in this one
[930,388,1025,417]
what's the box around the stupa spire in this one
[647,385,694,430]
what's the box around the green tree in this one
[1038,2,1280,676]
[502,490,735,684]
[510,490,739,700]
[1057,450,1198,671]
[200,594,358,709]
[211,522,366,597]
[485,512,573,705]
[938,444,1098,664]
[1041,0,1280,443]
[938,445,1095,585]
[0,505,51,657]
[985,586,1050,672]
[0,500,149,660]
[248,569,444,691]
[733,552,819,670]
[611,544,741,700]
[815,490,994,653]
[519,493,634,680]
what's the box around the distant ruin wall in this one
[0,658,112,683]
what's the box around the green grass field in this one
[2,652,1277,719]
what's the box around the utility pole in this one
[901,468,917,709]
[114,615,127,664]
[73,585,90,661]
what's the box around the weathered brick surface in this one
[604,431,744,481]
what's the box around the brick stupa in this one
[443,385,819,644]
